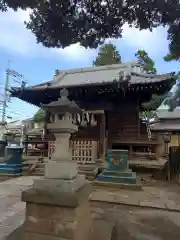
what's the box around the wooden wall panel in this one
[108,104,139,142]
[71,125,100,141]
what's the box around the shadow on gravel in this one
[3,225,23,240]
[3,205,180,240]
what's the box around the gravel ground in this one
[91,202,180,240]
[1,176,180,240]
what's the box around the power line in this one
[1,62,27,124]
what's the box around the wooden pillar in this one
[137,99,140,139]
[25,134,28,156]
[99,112,106,161]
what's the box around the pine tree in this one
[33,108,45,123]
[93,43,121,66]
[164,23,180,61]
[137,50,178,111]
[135,50,157,74]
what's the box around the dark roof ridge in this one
[54,61,141,76]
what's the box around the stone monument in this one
[95,149,141,189]
[22,89,92,240]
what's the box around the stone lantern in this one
[21,89,91,240]
[34,88,86,192]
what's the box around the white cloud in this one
[122,24,168,56]
[0,9,169,60]
[0,9,96,62]
[0,9,36,55]
[55,44,97,62]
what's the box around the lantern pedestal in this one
[34,174,85,193]
[22,184,92,240]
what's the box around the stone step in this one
[23,162,44,167]
[23,162,99,180]
[102,170,133,178]
[96,173,137,185]
[78,163,98,170]
[78,165,99,180]
[23,167,44,172]
[92,180,142,190]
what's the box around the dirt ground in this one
[91,203,180,240]
[1,176,180,240]
[6,203,180,240]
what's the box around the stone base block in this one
[0,163,22,175]
[34,175,86,193]
[93,180,142,190]
[22,184,92,240]
[45,161,78,179]
[96,169,139,185]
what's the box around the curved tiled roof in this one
[12,62,175,92]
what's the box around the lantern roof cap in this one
[41,88,82,114]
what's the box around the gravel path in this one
[0,176,180,240]
[0,176,40,240]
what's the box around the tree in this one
[164,23,180,61]
[163,74,180,110]
[1,0,180,55]
[139,110,155,123]
[142,73,179,111]
[93,43,121,66]
[142,93,168,110]
[135,50,157,74]
[33,108,45,123]
[0,0,37,11]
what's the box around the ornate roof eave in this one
[11,72,175,95]
[131,71,175,79]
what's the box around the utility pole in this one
[0,62,10,140]
[1,65,10,123]
[0,62,24,139]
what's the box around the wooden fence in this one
[48,140,98,164]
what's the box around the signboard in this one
[108,150,128,171]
